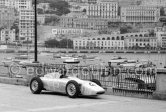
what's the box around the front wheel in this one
[30,77,43,94]
[66,80,80,98]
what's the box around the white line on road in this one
[3,100,117,112]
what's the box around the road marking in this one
[3,100,116,112]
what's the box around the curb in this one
[153,92,166,100]
[0,77,28,86]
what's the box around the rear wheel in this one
[30,77,43,94]
[66,80,80,98]
[91,79,102,86]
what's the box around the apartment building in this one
[0,0,32,11]
[141,0,166,7]
[121,6,160,22]
[19,9,34,41]
[155,27,166,48]
[60,16,108,30]
[73,32,158,50]
[87,0,119,20]
[125,36,157,49]
[0,29,16,43]
[73,34,125,49]
[0,6,16,28]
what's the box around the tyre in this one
[66,80,80,98]
[91,79,102,87]
[30,77,43,94]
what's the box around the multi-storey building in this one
[73,34,125,50]
[19,9,34,41]
[141,0,166,7]
[0,0,32,11]
[0,29,16,43]
[73,32,158,50]
[87,0,119,20]
[125,36,157,49]
[0,6,16,28]
[60,16,108,30]
[121,6,160,23]
[155,27,166,48]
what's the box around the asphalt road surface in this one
[0,83,166,112]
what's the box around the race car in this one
[30,72,105,98]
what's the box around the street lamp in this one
[33,0,38,63]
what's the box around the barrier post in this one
[153,68,166,100]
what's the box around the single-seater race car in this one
[30,72,105,98]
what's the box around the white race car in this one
[30,72,105,98]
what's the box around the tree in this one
[120,26,132,34]
[160,7,165,16]
[82,9,86,13]
[149,30,155,37]
[33,0,70,16]
[49,1,70,16]
[44,38,73,48]
[99,29,108,34]
[136,1,142,5]
[118,7,121,16]
[37,8,44,14]
[45,39,59,48]
[11,19,19,40]
[59,39,73,48]
[45,16,60,25]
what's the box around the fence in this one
[0,63,157,98]
[66,65,156,98]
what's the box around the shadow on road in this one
[40,91,102,99]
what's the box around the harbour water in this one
[0,52,165,68]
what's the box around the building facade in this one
[125,36,157,49]
[0,6,16,28]
[141,0,166,7]
[121,6,160,22]
[155,27,166,48]
[73,32,158,50]
[87,0,98,4]
[60,16,108,30]
[19,9,34,41]
[0,0,32,11]
[87,0,119,20]
[0,29,16,43]
[73,34,125,50]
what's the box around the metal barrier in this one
[66,65,156,98]
[0,62,156,98]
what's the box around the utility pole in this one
[33,0,38,63]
